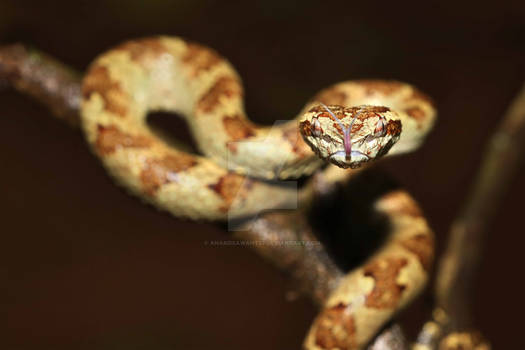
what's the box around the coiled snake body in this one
[80,36,437,349]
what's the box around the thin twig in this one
[435,83,525,328]
[0,44,81,127]
[235,210,343,305]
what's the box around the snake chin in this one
[328,150,370,169]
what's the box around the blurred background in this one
[1,0,524,349]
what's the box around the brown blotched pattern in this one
[114,38,167,63]
[309,105,379,123]
[408,89,435,108]
[386,119,402,136]
[331,121,361,136]
[197,76,242,113]
[399,234,434,271]
[307,104,331,114]
[359,80,404,96]
[299,120,313,137]
[367,106,391,113]
[208,172,252,212]
[314,86,348,105]
[363,257,408,309]
[223,115,255,140]
[309,106,398,136]
[404,107,427,128]
[95,125,151,155]
[140,154,197,195]
[314,303,357,350]
[182,42,222,77]
[83,65,129,117]
[282,125,309,157]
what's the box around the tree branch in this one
[435,83,525,328]
[0,44,81,127]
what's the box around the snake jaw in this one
[329,150,370,169]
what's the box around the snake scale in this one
[49,36,441,349]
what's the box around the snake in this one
[81,36,436,222]
[28,35,439,349]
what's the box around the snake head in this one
[299,104,402,169]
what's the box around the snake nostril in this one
[312,117,322,137]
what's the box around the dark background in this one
[2,1,524,349]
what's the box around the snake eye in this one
[374,114,387,137]
[312,117,322,137]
